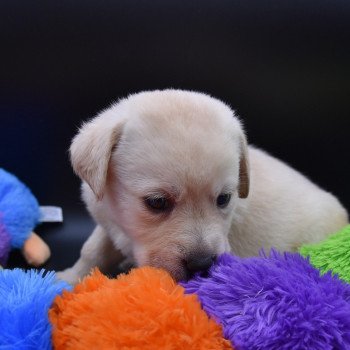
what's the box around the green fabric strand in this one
[299,225,350,284]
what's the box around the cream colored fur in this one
[59,89,348,284]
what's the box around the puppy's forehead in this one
[114,90,242,191]
[121,90,242,142]
[125,89,236,127]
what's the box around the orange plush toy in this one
[49,267,232,350]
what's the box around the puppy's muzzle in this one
[185,253,217,276]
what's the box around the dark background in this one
[1,0,349,270]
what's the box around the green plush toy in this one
[300,225,350,283]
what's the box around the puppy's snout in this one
[185,254,217,274]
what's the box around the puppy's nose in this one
[186,254,216,273]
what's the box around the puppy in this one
[59,89,348,284]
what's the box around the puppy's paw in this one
[118,257,136,273]
[56,268,81,285]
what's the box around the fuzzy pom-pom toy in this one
[300,225,350,283]
[0,268,70,349]
[49,267,232,350]
[1,226,349,349]
[0,168,51,266]
[182,251,350,350]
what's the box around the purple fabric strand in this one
[0,218,11,266]
[182,251,350,350]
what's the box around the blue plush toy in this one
[0,168,51,266]
[0,268,70,349]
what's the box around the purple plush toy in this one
[182,251,350,350]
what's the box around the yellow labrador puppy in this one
[59,90,348,284]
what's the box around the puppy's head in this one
[70,90,249,280]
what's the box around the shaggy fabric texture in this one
[0,217,10,266]
[0,268,70,349]
[300,225,350,283]
[50,267,232,350]
[0,168,40,248]
[182,251,350,350]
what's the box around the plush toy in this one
[300,224,350,283]
[182,251,350,350]
[0,268,70,349]
[0,168,51,266]
[49,267,231,350]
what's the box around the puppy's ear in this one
[238,133,250,198]
[70,113,124,200]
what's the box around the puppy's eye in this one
[216,193,231,208]
[144,196,172,213]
